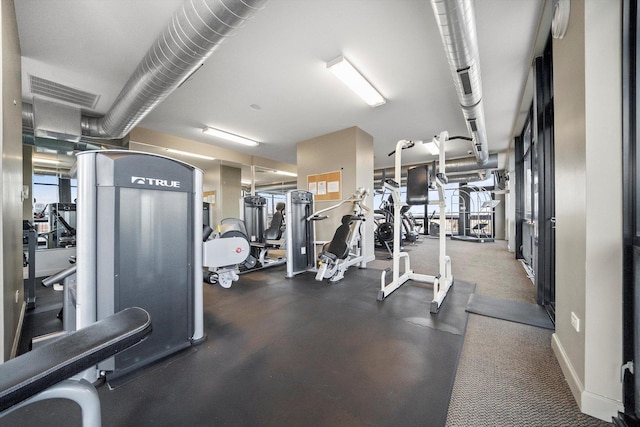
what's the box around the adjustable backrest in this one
[326,215,354,260]
[264,202,285,240]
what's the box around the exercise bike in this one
[307,188,371,283]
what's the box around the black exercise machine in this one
[0,307,151,426]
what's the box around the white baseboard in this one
[551,333,623,422]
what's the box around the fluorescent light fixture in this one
[33,158,59,165]
[327,56,386,107]
[274,170,297,177]
[203,127,259,147]
[166,148,215,161]
[423,140,440,155]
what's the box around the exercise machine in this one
[285,190,316,278]
[375,191,420,244]
[450,185,500,243]
[241,196,287,270]
[73,150,205,382]
[23,221,37,309]
[308,188,371,283]
[378,131,454,313]
[202,220,253,288]
[0,308,151,426]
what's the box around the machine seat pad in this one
[0,307,152,412]
[326,215,353,260]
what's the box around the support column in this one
[296,127,375,263]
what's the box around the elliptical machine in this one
[307,188,371,283]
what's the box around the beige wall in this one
[296,127,374,261]
[130,127,294,226]
[551,0,623,420]
[1,0,24,362]
[220,164,242,221]
[130,127,296,175]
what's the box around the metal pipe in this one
[84,0,267,139]
[373,153,497,183]
[430,0,490,165]
[23,0,267,141]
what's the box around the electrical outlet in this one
[571,312,580,332]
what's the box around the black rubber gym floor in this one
[3,266,474,427]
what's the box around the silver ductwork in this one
[23,0,267,140]
[431,0,489,165]
[444,170,487,184]
[436,153,497,173]
[374,154,497,184]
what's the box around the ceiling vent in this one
[29,74,100,109]
[32,97,81,142]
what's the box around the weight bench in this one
[0,307,152,426]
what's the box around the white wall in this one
[551,0,623,420]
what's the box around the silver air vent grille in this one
[29,74,100,109]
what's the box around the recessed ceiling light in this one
[203,127,259,147]
[327,56,386,107]
[274,170,297,177]
[423,140,440,155]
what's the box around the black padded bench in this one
[0,307,152,426]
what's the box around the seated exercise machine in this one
[0,307,151,426]
[378,131,454,313]
[307,188,371,283]
[242,196,287,270]
[202,220,254,288]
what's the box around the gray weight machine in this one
[241,195,287,270]
[285,190,316,278]
[69,150,206,382]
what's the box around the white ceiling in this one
[15,0,543,181]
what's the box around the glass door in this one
[515,35,556,322]
[534,37,556,319]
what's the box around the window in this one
[33,174,59,215]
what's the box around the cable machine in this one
[378,131,454,313]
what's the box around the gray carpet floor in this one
[370,237,612,426]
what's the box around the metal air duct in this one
[373,153,497,184]
[436,153,497,173]
[23,0,267,140]
[430,0,490,165]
